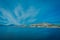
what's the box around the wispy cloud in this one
[0,8,20,25]
[14,5,40,24]
[0,5,40,25]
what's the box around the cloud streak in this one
[0,5,40,25]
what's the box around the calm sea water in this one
[0,26,60,40]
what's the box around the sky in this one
[0,0,60,25]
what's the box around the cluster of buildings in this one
[0,23,60,28]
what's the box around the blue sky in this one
[0,0,60,25]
